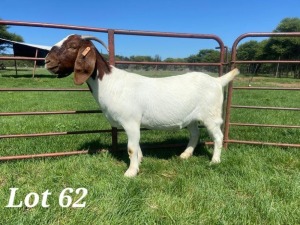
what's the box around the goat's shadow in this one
[80,138,212,166]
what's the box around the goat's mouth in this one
[46,65,59,73]
[45,63,72,78]
[45,61,59,73]
[57,73,71,78]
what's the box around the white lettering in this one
[41,190,52,208]
[24,192,39,208]
[5,187,87,208]
[6,188,22,208]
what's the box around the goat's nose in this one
[44,58,52,69]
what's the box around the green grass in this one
[0,68,299,224]
[229,76,300,144]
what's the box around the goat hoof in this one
[210,158,221,164]
[138,156,143,164]
[180,152,193,159]
[124,168,139,177]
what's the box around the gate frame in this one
[0,20,226,160]
[224,32,300,148]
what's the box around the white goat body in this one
[45,35,239,177]
[88,67,237,130]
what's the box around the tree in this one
[186,49,220,72]
[265,17,300,77]
[163,57,186,71]
[237,40,264,74]
[128,55,155,70]
[236,17,300,78]
[0,19,24,53]
[187,49,220,63]
[274,17,300,33]
[265,18,300,60]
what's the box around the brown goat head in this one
[45,34,110,85]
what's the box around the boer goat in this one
[45,35,239,177]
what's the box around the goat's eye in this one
[68,43,78,50]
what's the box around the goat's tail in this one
[218,68,240,87]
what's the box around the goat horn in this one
[81,35,109,52]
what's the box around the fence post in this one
[108,29,118,151]
[223,81,234,149]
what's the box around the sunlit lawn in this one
[0,68,299,224]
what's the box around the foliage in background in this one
[237,17,300,78]
[0,19,24,53]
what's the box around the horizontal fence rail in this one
[230,123,300,129]
[0,88,90,91]
[0,130,112,139]
[0,20,226,161]
[0,110,102,116]
[226,140,300,148]
[223,32,300,148]
[115,61,223,66]
[233,87,300,91]
[231,105,300,111]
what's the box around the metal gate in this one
[224,32,300,148]
[0,20,226,160]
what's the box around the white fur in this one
[86,67,239,177]
[54,35,71,47]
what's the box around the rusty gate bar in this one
[0,130,112,139]
[226,140,300,148]
[0,20,225,70]
[0,151,90,161]
[0,56,45,61]
[0,20,110,32]
[0,20,224,42]
[233,87,300,91]
[0,110,102,116]
[224,32,300,148]
[0,88,89,91]
[230,123,300,129]
[0,20,225,161]
[233,60,300,64]
[0,57,222,67]
[116,61,221,66]
[107,29,118,152]
[231,105,300,111]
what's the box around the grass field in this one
[0,68,299,224]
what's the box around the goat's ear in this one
[74,45,96,85]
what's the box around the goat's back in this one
[123,70,224,129]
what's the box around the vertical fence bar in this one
[108,29,115,65]
[32,49,38,78]
[214,45,226,134]
[223,46,237,149]
[223,81,234,149]
[108,29,118,151]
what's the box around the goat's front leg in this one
[124,124,141,177]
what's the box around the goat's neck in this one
[86,66,120,106]
[85,51,115,98]
[95,51,111,80]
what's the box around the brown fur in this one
[45,35,111,85]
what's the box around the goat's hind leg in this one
[180,121,199,159]
[204,119,223,164]
[138,147,143,164]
